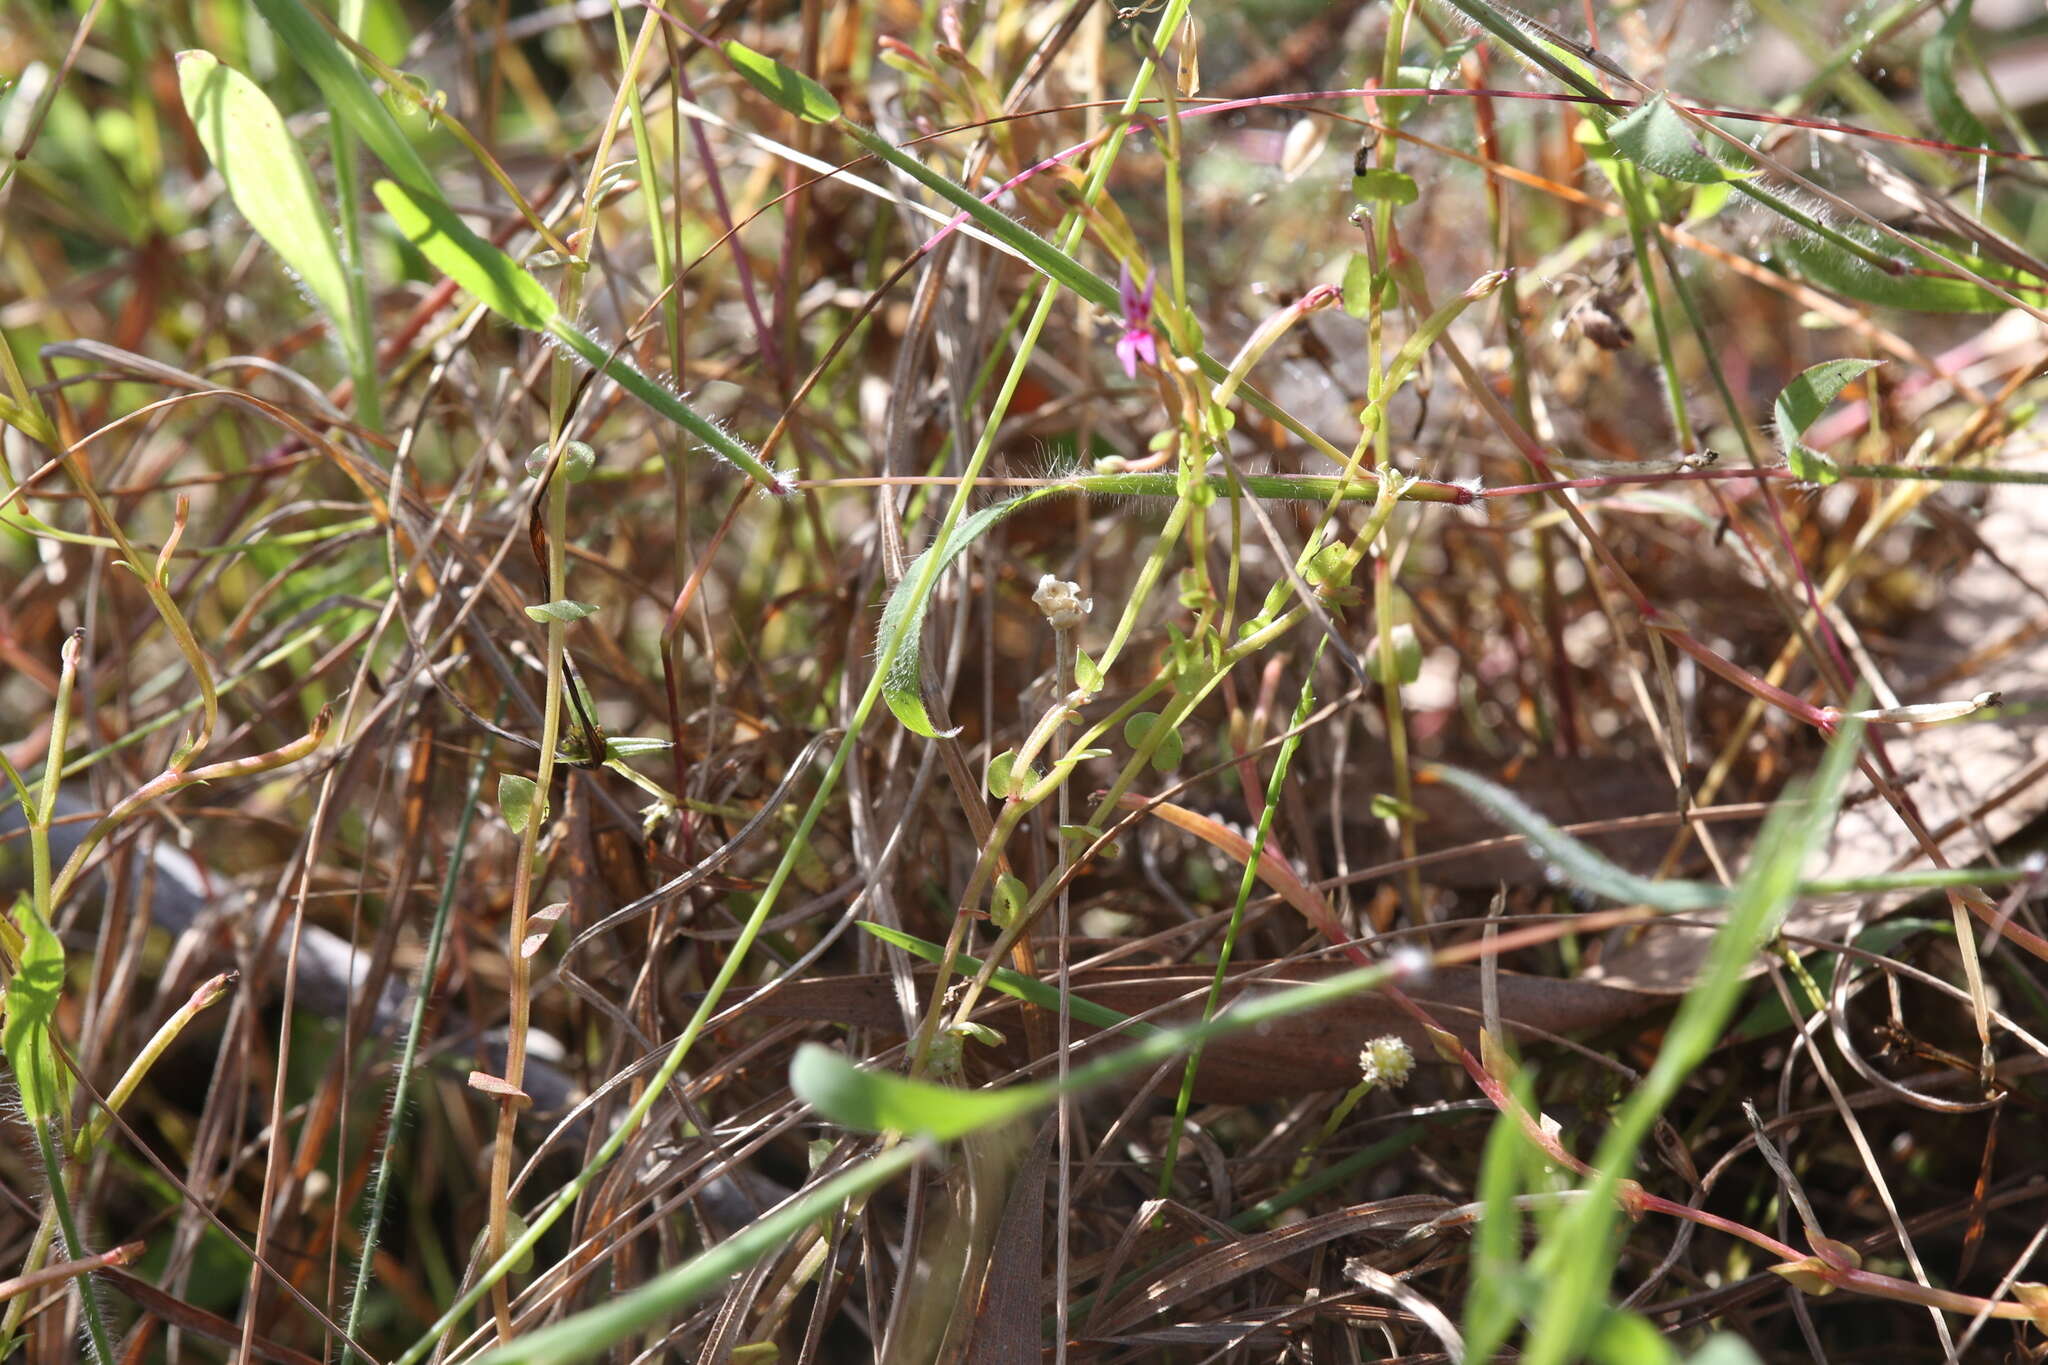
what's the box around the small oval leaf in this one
[523,599,600,624]
[498,773,545,835]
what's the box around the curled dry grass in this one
[3,0,2048,1361]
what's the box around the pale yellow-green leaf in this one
[177,51,354,335]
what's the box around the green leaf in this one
[857,922,1152,1035]
[987,748,1020,799]
[1774,227,2013,312]
[465,1143,924,1365]
[374,178,558,331]
[3,897,70,1126]
[1608,94,1737,184]
[1923,0,1990,150]
[1774,358,1877,483]
[1424,764,1727,912]
[523,599,600,624]
[1379,622,1421,685]
[1340,252,1376,320]
[498,773,545,835]
[1461,1101,1532,1361]
[724,41,842,123]
[1123,711,1183,772]
[791,1043,1047,1139]
[602,736,673,760]
[250,0,434,191]
[176,52,355,339]
[1369,793,1424,821]
[1684,1337,1766,1365]
[877,486,1065,735]
[1785,444,1841,486]
[1521,721,1863,1361]
[1073,650,1103,694]
[375,179,789,495]
[1351,168,1418,206]
[1590,1309,1681,1365]
[990,874,1027,930]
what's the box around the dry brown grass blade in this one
[962,1119,1055,1365]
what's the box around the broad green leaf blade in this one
[465,1142,924,1365]
[791,1043,1047,1139]
[251,0,435,191]
[1608,94,1734,184]
[1774,229,2014,312]
[375,180,789,495]
[374,178,558,331]
[3,897,70,1126]
[724,40,842,123]
[1773,358,1880,458]
[1923,0,1991,150]
[1521,722,1861,1362]
[177,52,355,338]
[1423,764,1728,912]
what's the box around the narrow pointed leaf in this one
[1423,764,1727,912]
[878,488,1060,735]
[374,178,558,330]
[375,179,787,493]
[1923,0,1991,150]
[857,922,1154,1034]
[463,1143,925,1365]
[724,40,842,123]
[251,0,434,191]
[1775,228,2013,312]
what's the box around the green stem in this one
[341,739,492,1362]
[33,1119,113,1364]
[1161,651,1322,1195]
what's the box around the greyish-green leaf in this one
[1609,94,1739,184]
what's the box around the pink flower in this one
[1114,264,1159,379]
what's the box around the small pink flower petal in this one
[1116,332,1141,379]
[1133,329,1158,369]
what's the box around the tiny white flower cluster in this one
[1357,1035,1415,1091]
[1032,574,1092,632]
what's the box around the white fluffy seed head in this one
[1358,1035,1415,1090]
